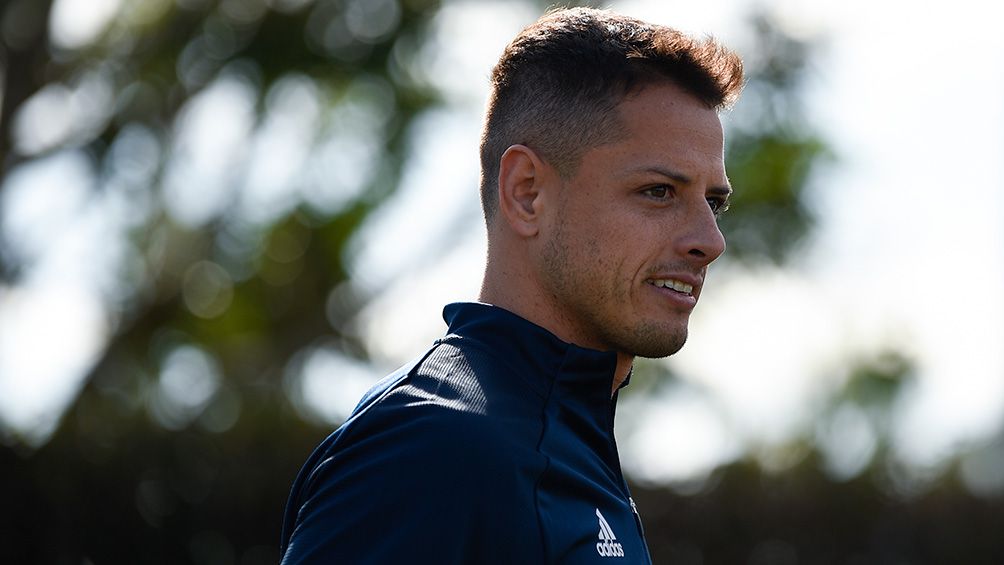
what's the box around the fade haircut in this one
[479,7,744,221]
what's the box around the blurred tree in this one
[0,0,443,429]
[1,0,444,561]
[633,454,1004,565]
[4,1,999,564]
[720,13,832,265]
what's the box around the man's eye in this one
[707,197,730,215]
[643,186,672,199]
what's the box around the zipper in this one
[628,496,652,563]
[628,497,645,536]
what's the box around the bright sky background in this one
[2,0,1003,493]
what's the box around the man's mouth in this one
[646,278,694,296]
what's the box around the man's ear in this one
[497,144,553,237]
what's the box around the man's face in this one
[535,81,729,358]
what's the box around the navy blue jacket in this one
[280,302,652,563]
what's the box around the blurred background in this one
[1,0,1002,563]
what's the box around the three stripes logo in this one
[595,508,625,558]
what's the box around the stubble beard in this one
[622,320,688,359]
[540,222,690,359]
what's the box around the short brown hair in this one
[479,7,744,220]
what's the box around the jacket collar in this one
[441,302,626,403]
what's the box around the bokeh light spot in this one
[182,261,234,319]
[49,0,122,50]
[149,345,222,430]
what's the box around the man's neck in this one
[481,247,636,399]
[612,353,633,398]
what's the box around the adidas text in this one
[595,509,624,558]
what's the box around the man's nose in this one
[679,205,726,265]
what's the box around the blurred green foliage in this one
[1,1,1001,563]
[720,13,832,264]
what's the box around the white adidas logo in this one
[595,508,625,558]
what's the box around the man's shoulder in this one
[341,377,532,466]
[357,338,541,421]
[314,342,543,471]
[280,345,548,564]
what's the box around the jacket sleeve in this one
[280,406,544,564]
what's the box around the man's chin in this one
[625,326,689,359]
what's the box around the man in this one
[280,7,743,563]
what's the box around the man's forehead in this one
[615,85,723,137]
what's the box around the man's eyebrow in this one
[708,185,733,199]
[633,166,733,196]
